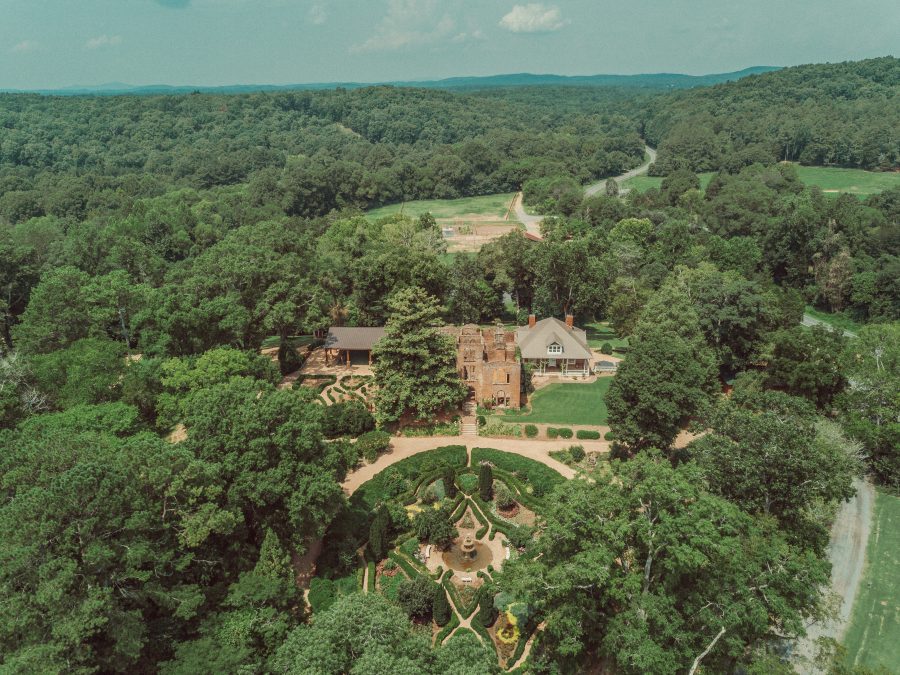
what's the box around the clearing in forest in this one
[366,192,522,252]
[843,490,900,672]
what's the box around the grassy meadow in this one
[843,490,900,671]
[366,192,518,221]
[622,165,900,196]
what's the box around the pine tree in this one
[372,287,467,425]
[443,465,457,499]
[478,463,493,501]
[433,586,451,627]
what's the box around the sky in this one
[2,0,898,89]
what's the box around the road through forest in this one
[513,144,657,237]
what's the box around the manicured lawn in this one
[843,490,900,671]
[259,334,315,349]
[366,192,518,221]
[804,306,863,335]
[584,321,629,352]
[501,378,611,426]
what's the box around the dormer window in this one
[548,342,562,355]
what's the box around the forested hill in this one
[0,85,645,224]
[644,56,900,173]
[1,66,778,96]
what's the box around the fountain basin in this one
[442,537,493,572]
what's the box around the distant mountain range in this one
[1,67,780,96]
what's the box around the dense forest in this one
[644,57,900,173]
[1,57,899,673]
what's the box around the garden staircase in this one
[461,398,478,437]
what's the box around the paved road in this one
[802,313,858,338]
[513,144,657,239]
[793,477,874,673]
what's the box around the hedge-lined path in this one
[442,585,483,646]
[342,436,590,494]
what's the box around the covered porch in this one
[528,357,590,377]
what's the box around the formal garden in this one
[308,445,568,671]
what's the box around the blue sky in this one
[2,0,898,88]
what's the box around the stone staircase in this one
[461,398,478,437]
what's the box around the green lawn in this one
[584,321,629,353]
[366,192,518,221]
[500,378,611,426]
[843,490,900,671]
[794,165,900,196]
[622,165,900,197]
[259,334,315,349]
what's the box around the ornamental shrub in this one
[358,429,390,463]
[569,445,586,462]
[600,342,613,355]
[322,400,375,438]
[477,414,486,427]
[604,430,616,441]
[443,465,458,499]
[576,429,600,440]
[476,585,498,627]
[478,463,493,501]
[524,424,538,438]
[546,427,559,439]
[433,586,451,626]
[557,427,573,439]
[493,481,515,509]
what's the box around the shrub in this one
[322,400,375,438]
[358,429,390,463]
[368,506,390,561]
[557,427,573,439]
[475,586,498,627]
[481,421,522,437]
[507,525,533,549]
[458,473,478,494]
[569,445,586,462]
[307,577,336,613]
[414,506,456,548]
[479,463,493,501]
[421,484,440,505]
[600,342,613,355]
[397,575,434,620]
[494,481,515,510]
[383,558,397,572]
[547,427,559,439]
[576,429,600,440]
[477,414,486,427]
[524,424,538,438]
[443,465,458,499]
[433,586,451,627]
[604,430,615,441]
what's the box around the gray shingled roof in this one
[515,318,593,360]
[324,327,386,351]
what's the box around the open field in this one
[843,490,900,671]
[622,165,900,196]
[366,192,518,221]
[500,378,611,426]
[367,193,522,252]
[584,321,629,353]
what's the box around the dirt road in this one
[793,477,874,672]
[513,144,657,239]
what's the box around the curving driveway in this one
[513,144,657,239]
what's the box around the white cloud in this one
[309,3,327,25]
[11,40,39,53]
[353,0,481,53]
[85,34,123,50]
[499,3,567,33]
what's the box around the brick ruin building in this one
[453,324,521,408]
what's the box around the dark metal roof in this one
[324,327,386,351]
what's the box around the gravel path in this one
[801,313,858,338]
[513,144,656,239]
[793,477,874,672]
[342,436,590,495]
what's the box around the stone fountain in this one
[442,533,493,572]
